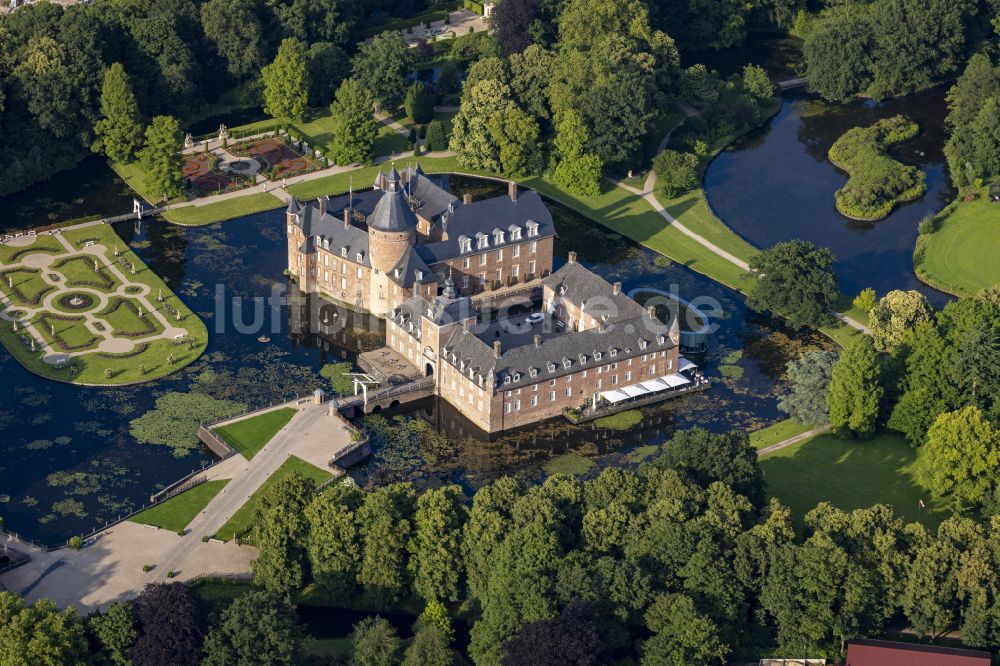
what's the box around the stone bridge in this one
[333,376,436,418]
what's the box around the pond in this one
[704,87,954,307]
[0,176,831,544]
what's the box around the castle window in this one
[459,236,472,253]
[562,358,571,369]
[594,351,602,361]
[639,339,647,349]
[513,373,520,382]
[493,230,504,244]
[463,257,470,269]
[610,348,618,357]
[657,335,665,344]
[356,252,363,263]
[510,226,522,240]
[529,368,537,378]
[526,220,538,237]
[476,232,488,249]
[504,375,511,384]
[415,270,423,281]
[341,247,347,257]
[547,362,556,373]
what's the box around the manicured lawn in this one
[290,111,336,148]
[0,268,53,307]
[0,224,208,385]
[914,189,1000,297]
[109,160,186,206]
[0,234,63,264]
[213,455,331,541]
[215,407,297,460]
[97,297,163,338]
[36,312,100,351]
[750,418,816,449]
[131,480,229,532]
[373,123,411,157]
[54,256,118,291]
[162,193,284,226]
[760,432,947,527]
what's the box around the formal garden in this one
[0,222,207,385]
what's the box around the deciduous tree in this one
[409,485,466,603]
[488,107,543,177]
[351,31,412,112]
[640,593,728,666]
[869,290,934,351]
[200,0,265,80]
[500,600,604,666]
[93,63,144,163]
[0,593,88,666]
[261,38,309,121]
[551,109,602,197]
[86,602,138,666]
[403,81,435,125]
[351,616,400,666]
[488,0,538,55]
[202,591,302,666]
[129,583,203,666]
[328,78,376,165]
[449,79,517,172]
[252,471,316,594]
[745,240,839,329]
[138,115,185,202]
[652,149,698,198]
[917,406,1000,513]
[827,336,884,438]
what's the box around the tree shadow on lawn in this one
[760,433,946,530]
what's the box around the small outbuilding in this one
[846,639,991,666]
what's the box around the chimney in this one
[493,339,501,357]
[533,334,542,348]
[318,195,329,216]
[343,208,351,230]
[508,180,518,202]
[568,251,577,264]
[463,193,472,205]
[612,282,621,295]
[379,172,387,190]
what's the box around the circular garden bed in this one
[54,292,97,313]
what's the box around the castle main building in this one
[286,165,555,316]
[287,166,704,433]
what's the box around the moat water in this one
[0,176,832,544]
[704,87,954,306]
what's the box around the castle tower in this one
[285,197,308,290]
[367,166,417,315]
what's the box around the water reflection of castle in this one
[286,280,384,356]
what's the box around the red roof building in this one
[846,639,991,666]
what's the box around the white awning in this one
[600,389,630,404]
[621,385,650,398]
[678,357,697,373]
[639,379,669,393]
[659,373,693,388]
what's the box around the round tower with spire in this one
[367,165,418,315]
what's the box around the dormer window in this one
[610,348,618,357]
[595,351,602,361]
[513,373,520,382]
[459,235,471,253]
[639,339,647,349]
[460,361,466,371]
[415,270,423,281]
[547,362,556,373]
[341,247,347,257]
[529,368,537,378]
[657,335,666,344]
[357,252,363,263]
[562,358,571,369]
[510,226,521,240]
[476,232,488,249]
[504,375,511,384]
[493,230,504,245]
[526,220,539,237]
[578,353,587,364]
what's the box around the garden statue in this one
[50,324,54,336]
[175,311,181,321]
[30,340,35,352]
[7,276,11,288]
[104,368,113,378]
[12,320,16,332]
[137,306,142,317]
[94,260,99,271]
[114,245,119,257]
[218,123,229,142]
[184,133,194,149]
[167,354,176,365]
[158,289,163,302]
[139,363,145,375]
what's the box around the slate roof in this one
[846,640,991,666]
[401,166,457,221]
[414,189,556,265]
[542,261,646,323]
[436,263,677,391]
[387,246,434,289]
[366,168,420,233]
[292,203,370,265]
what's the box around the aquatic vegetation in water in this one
[26,439,53,450]
[593,410,644,431]
[46,471,102,496]
[625,445,658,464]
[544,452,594,476]
[20,496,37,507]
[54,436,72,446]
[719,365,745,380]
[129,392,247,457]
[51,499,87,517]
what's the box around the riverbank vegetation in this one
[827,116,926,221]
[800,0,996,102]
